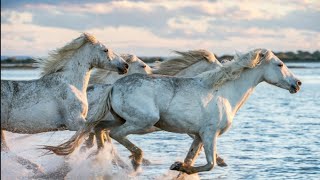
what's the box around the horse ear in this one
[261,50,267,57]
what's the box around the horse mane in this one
[154,49,220,76]
[35,33,98,76]
[199,48,266,87]
[89,54,139,84]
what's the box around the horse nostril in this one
[125,63,129,69]
[297,80,302,86]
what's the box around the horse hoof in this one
[170,161,183,171]
[131,159,141,171]
[217,157,228,167]
[142,158,151,166]
[217,161,228,167]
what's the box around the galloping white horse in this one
[83,50,224,154]
[45,49,301,174]
[1,33,128,151]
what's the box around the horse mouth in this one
[289,86,300,94]
[117,67,128,75]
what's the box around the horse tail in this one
[42,86,113,156]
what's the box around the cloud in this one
[167,16,212,34]
[1,20,319,57]
[1,10,33,24]
[1,1,319,56]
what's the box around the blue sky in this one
[1,0,319,56]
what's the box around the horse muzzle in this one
[118,63,129,75]
[289,80,302,94]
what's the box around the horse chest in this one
[211,96,234,135]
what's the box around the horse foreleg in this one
[1,130,9,151]
[184,135,202,166]
[186,133,226,167]
[170,130,218,174]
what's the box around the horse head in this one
[259,49,301,94]
[85,33,128,74]
[121,54,153,75]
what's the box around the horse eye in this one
[278,63,283,67]
[103,49,108,53]
[141,65,146,68]
[260,53,265,58]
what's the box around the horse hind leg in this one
[109,123,155,171]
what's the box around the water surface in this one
[1,63,319,179]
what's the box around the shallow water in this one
[1,63,320,179]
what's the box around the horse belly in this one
[155,119,199,134]
[157,110,204,134]
[8,101,62,133]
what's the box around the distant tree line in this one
[1,57,35,64]
[1,50,320,65]
[218,50,320,62]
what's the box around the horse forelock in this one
[155,49,219,76]
[83,33,98,44]
[36,33,98,76]
[120,54,138,63]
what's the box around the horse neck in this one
[103,72,123,84]
[220,68,264,115]
[175,61,220,77]
[63,47,93,93]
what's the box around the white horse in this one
[83,50,223,152]
[45,49,301,174]
[82,50,228,167]
[46,49,301,174]
[1,33,128,151]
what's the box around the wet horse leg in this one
[184,135,202,166]
[185,133,226,167]
[170,130,219,174]
[109,123,154,171]
[174,135,202,177]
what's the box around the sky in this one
[1,0,320,57]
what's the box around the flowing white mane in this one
[89,54,139,84]
[154,49,220,76]
[199,48,266,87]
[36,33,98,76]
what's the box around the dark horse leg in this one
[185,133,227,167]
[175,135,227,178]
